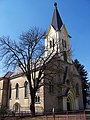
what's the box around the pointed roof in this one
[51,2,63,30]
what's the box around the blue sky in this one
[0,0,90,79]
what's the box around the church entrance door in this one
[67,98,71,111]
[67,99,71,111]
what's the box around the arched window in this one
[14,102,20,112]
[16,83,19,99]
[24,81,28,98]
[66,79,70,85]
[63,66,68,83]
[49,81,54,93]
[76,83,79,95]
[0,88,1,97]
[35,96,40,103]
[15,103,18,112]
[62,39,67,49]
[9,84,12,99]
[63,51,67,62]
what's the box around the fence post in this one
[52,108,55,120]
[66,111,68,120]
[84,110,86,120]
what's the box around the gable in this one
[60,25,69,40]
[46,25,56,39]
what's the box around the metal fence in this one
[0,111,86,120]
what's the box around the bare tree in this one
[0,27,71,115]
[0,27,57,115]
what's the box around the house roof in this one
[0,71,13,80]
[10,67,23,77]
[4,71,13,78]
[51,2,63,30]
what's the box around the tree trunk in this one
[30,91,35,116]
[26,74,36,115]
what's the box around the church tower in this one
[45,3,72,63]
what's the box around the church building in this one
[0,3,84,113]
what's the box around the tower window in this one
[50,41,52,48]
[52,39,55,49]
[16,83,19,99]
[49,39,55,49]
[24,81,28,98]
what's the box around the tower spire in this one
[51,2,63,30]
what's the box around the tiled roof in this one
[10,67,23,77]
[51,2,63,30]
[4,71,13,78]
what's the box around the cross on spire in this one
[54,2,57,7]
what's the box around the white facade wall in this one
[0,80,3,107]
